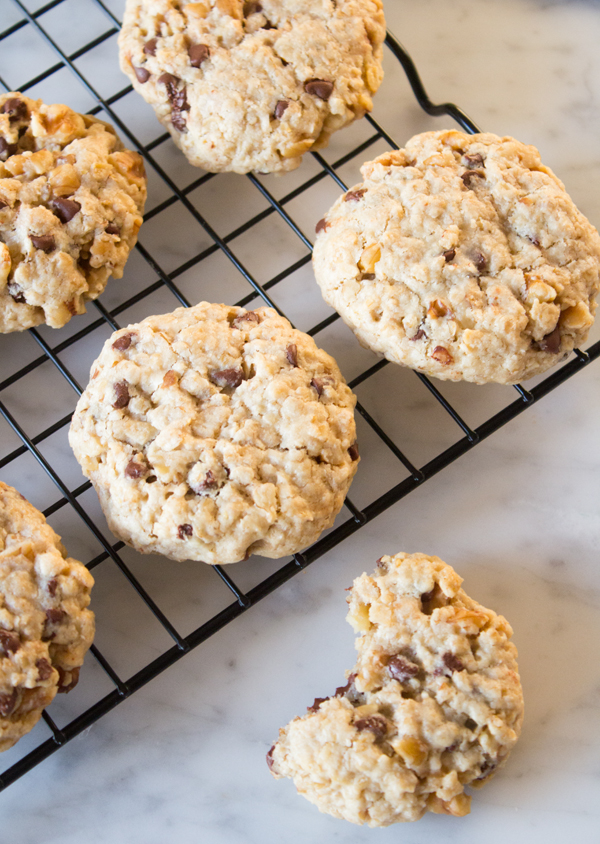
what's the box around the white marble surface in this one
[1,0,600,841]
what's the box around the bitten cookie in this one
[69,302,359,564]
[118,0,385,174]
[268,552,524,826]
[313,130,600,384]
[0,482,95,752]
[0,93,146,332]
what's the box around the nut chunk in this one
[268,552,523,826]
[0,482,94,752]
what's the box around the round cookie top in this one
[69,302,359,564]
[0,482,95,753]
[118,0,385,174]
[0,93,146,333]
[269,552,523,826]
[313,130,600,384]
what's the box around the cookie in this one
[268,552,524,826]
[0,93,147,333]
[118,0,385,174]
[68,302,358,564]
[313,130,600,384]
[0,482,95,752]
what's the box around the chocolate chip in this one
[112,380,130,409]
[443,249,456,262]
[266,745,276,770]
[307,696,329,713]
[0,137,18,160]
[361,272,376,280]
[57,666,80,693]
[144,38,158,55]
[112,333,133,351]
[461,169,485,187]
[7,283,26,304]
[46,608,66,625]
[146,475,157,484]
[311,378,323,397]
[420,588,436,603]
[106,223,121,236]
[0,689,18,717]
[193,469,220,494]
[159,72,181,100]
[30,234,56,253]
[304,79,334,100]
[344,189,366,202]
[210,368,244,389]
[159,73,190,130]
[536,324,561,354]
[36,658,53,681]
[354,714,388,738]
[47,578,58,597]
[178,524,193,539]
[189,43,210,67]
[462,152,484,168]
[334,673,357,697]
[315,218,329,234]
[171,110,187,131]
[133,65,150,83]
[388,655,420,682]
[50,197,81,223]
[0,629,20,655]
[431,346,453,365]
[442,652,465,673]
[0,98,27,123]
[410,329,426,341]
[125,459,146,479]
[473,251,487,273]
[232,311,260,328]
[348,441,359,461]
[274,99,289,120]
[464,717,477,731]
[286,344,298,367]
[475,759,496,780]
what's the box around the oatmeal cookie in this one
[0,481,95,752]
[0,93,146,332]
[68,302,358,564]
[269,551,524,826]
[118,0,385,174]
[312,130,600,384]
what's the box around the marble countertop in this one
[1,0,599,841]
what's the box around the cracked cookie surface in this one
[0,93,146,333]
[68,302,358,564]
[269,551,524,826]
[118,0,385,174]
[0,482,95,752]
[313,130,600,384]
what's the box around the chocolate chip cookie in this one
[69,302,359,564]
[313,130,600,384]
[268,551,524,826]
[0,93,146,332]
[0,482,95,752]
[118,0,385,174]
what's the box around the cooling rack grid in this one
[0,0,598,792]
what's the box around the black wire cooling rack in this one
[0,0,599,794]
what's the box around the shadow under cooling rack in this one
[0,0,599,793]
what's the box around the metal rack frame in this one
[0,0,598,793]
